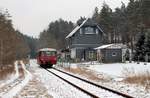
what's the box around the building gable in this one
[66,18,104,39]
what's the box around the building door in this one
[88,50,96,61]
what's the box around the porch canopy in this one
[94,44,127,50]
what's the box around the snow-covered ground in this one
[30,60,91,98]
[0,60,53,98]
[61,61,150,79]
[1,60,150,98]
[0,61,32,98]
[86,61,150,93]
[49,68,123,98]
[57,61,150,98]
[0,62,19,89]
[88,62,150,78]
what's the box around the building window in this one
[84,27,94,34]
[112,52,117,56]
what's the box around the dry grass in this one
[18,61,25,78]
[63,67,110,82]
[0,65,15,80]
[0,61,26,80]
[22,58,29,65]
[18,67,25,78]
[123,68,150,90]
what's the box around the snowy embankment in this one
[0,61,32,98]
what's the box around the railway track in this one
[45,67,134,98]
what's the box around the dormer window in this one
[84,27,94,34]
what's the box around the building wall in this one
[67,22,104,61]
[101,49,122,63]
[70,48,97,61]
[69,26,103,48]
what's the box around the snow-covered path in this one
[14,75,52,98]
[0,61,32,98]
[13,61,53,98]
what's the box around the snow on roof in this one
[38,48,56,52]
[66,26,80,38]
[95,44,114,50]
[66,18,105,39]
[95,44,127,50]
[66,18,88,39]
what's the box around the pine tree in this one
[134,32,145,61]
[99,3,113,43]
[138,0,150,28]
[39,19,74,49]
[92,7,99,22]
[144,29,150,54]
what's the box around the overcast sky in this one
[0,0,129,38]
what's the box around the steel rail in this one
[53,67,134,98]
[45,68,99,98]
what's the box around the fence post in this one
[144,53,148,65]
[137,56,140,64]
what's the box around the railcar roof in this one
[38,48,56,52]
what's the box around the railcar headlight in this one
[40,59,44,61]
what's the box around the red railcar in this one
[37,48,57,67]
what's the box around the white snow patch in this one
[0,61,19,88]
[87,62,150,78]
[1,61,32,98]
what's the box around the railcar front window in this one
[44,51,56,56]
